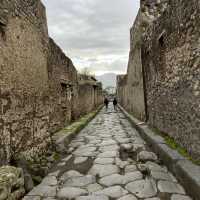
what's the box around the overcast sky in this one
[42,0,140,75]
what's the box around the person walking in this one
[113,97,118,110]
[104,97,109,109]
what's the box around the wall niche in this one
[0,21,6,40]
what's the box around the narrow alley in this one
[23,105,192,200]
[0,1,199,200]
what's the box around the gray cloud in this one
[42,0,140,75]
[90,59,128,73]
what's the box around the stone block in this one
[0,166,25,200]
[175,160,200,200]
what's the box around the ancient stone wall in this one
[117,0,169,121]
[77,75,103,116]
[116,10,146,121]
[142,0,200,159]
[116,75,127,107]
[95,82,104,107]
[117,0,200,159]
[123,11,146,120]
[78,84,94,116]
[0,0,103,166]
[0,0,50,165]
[48,38,78,133]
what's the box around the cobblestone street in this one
[23,105,192,200]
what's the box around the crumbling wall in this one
[116,10,146,121]
[47,38,78,133]
[117,1,168,121]
[78,84,95,116]
[117,0,200,159]
[0,0,50,165]
[0,0,104,166]
[117,75,127,108]
[142,0,200,159]
[95,82,104,107]
[77,77,103,116]
[124,11,146,120]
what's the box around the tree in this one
[80,67,95,77]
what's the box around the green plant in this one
[60,106,102,136]
[52,152,60,161]
[152,127,200,165]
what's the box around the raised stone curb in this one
[119,105,200,200]
[53,106,103,153]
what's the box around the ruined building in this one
[117,0,200,159]
[0,0,103,165]
[77,75,103,117]
[48,38,78,133]
[117,11,146,121]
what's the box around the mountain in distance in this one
[96,73,117,89]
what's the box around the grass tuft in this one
[152,127,200,166]
[53,152,60,161]
[60,106,102,136]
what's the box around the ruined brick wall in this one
[142,0,200,159]
[0,0,104,166]
[77,76,103,116]
[117,0,199,159]
[117,75,127,107]
[78,84,95,116]
[117,1,169,121]
[0,0,50,164]
[116,10,147,121]
[47,38,78,133]
[95,82,104,107]
[123,11,146,120]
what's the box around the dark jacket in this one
[113,99,117,105]
[104,98,109,105]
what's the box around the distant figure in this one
[113,98,118,110]
[104,97,109,109]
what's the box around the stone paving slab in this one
[23,106,193,200]
[125,179,157,198]
[175,160,200,200]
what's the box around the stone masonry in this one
[117,0,169,122]
[117,11,146,121]
[117,0,200,159]
[0,0,50,165]
[116,75,127,109]
[77,75,103,117]
[142,0,200,159]
[0,166,25,200]
[48,38,78,134]
[0,0,103,166]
